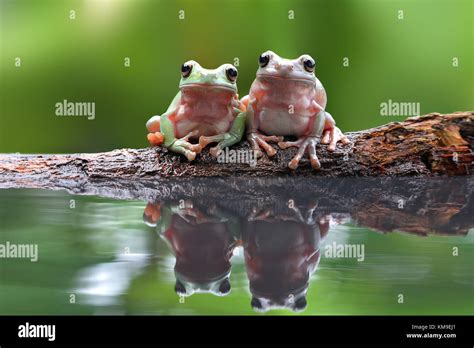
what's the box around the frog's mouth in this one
[180,83,237,93]
[250,283,309,312]
[257,74,315,84]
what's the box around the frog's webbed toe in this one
[209,146,222,157]
[321,126,350,152]
[174,142,200,161]
[279,136,321,170]
[175,139,200,152]
[321,130,331,145]
[182,149,197,161]
[247,132,284,158]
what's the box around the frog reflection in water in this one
[143,201,240,297]
[143,199,331,311]
[242,202,330,312]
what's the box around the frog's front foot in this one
[198,135,226,157]
[172,131,202,161]
[321,126,350,152]
[247,132,284,158]
[278,136,321,170]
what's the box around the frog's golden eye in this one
[259,53,270,68]
[303,57,316,73]
[181,63,193,78]
[226,67,238,82]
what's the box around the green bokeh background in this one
[0,0,473,153]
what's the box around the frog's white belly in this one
[174,102,235,138]
[175,118,232,139]
[257,108,313,136]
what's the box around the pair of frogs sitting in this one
[146,51,350,170]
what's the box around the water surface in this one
[0,177,472,315]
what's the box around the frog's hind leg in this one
[320,112,350,151]
[327,126,350,151]
[146,115,161,133]
[146,115,165,146]
[158,111,202,161]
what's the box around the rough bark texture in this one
[0,112,472,191]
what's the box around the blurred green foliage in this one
[0,0,473,153]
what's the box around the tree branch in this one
[0,112,472,191]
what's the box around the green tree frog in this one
[242,51,350,170]
[146,61,246,160]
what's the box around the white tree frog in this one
[242,51,350,170]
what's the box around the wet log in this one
[0,112,472,191]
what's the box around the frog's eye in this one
[181,63,193,78]
[226,67,238,82]
[303,57,316,73]
[258,53,270,68]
